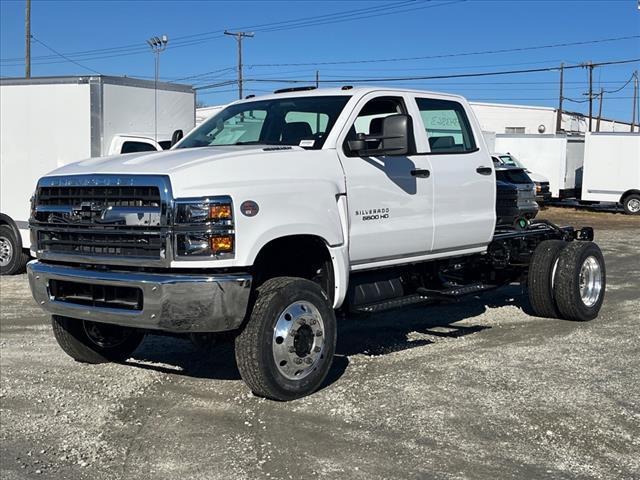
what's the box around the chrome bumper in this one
[27,261,252,333]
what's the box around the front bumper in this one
[27,261,252,333]
[536,192,552,203]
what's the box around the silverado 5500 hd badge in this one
[355,208,390,221]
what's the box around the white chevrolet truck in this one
[27,87,606,400]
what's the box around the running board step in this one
[355,294,431,313]
[417,282,497,298]
[353,283,497,314]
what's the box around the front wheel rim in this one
[626,198,640,213]
[272,301,325,381]
[579,256,602,307]
[0,236,13,267]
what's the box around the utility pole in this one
[224,30,254,100]
[587,61,594,132]
[596,88,603,132]
[315,70,319,88]
[556,62,564,133]
[25,0,31,78]
[631,72,638,133]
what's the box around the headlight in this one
[174,196,235,258]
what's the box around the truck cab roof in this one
[227,86,469,105]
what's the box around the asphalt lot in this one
[1,208,639,480]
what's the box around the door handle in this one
[476,166,493,175]
[410,169,430,178]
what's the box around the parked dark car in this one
[495,165,539,228]
[492,154,551,203]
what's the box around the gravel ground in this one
[1,209,639,480]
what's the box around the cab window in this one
[285,111,329,135]
[416,98,476,153]
[344,96,406,156]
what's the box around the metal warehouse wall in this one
[471,101,634,135]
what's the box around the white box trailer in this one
[494,133,584,199]
[0,76,195,273]
[481,131,496,154]
[581,132,640,214]
[196,105,225,126]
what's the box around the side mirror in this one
[346,114,413,157]
[171,129,184,147]
[347,138,367,154]
[381,114,411,156]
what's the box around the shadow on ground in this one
[126,285,531,391]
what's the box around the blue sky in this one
[1,0,639,120]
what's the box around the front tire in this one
[554,242,606,321]
[0,225,29,276]
[51,315,145,363]
[622,194,640,215]
[235,277,337,401]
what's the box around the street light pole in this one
[147,35,168,143]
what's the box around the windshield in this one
[177,96,351,150]
[498,154,523,168]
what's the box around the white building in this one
[470,101,634,135]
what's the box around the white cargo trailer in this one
[581,132,640,214]
[494,133,584,199]
[196,105,225,126]
[0,76,195,274]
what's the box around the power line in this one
[602,72,637,94]
[219,58,639,87]
[246,35,640,67]
[172,66,236,83]
[0,0,442,66]
[29,35,101,75]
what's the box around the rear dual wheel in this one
[528,240,605,321]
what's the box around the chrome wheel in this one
[0,236,13,267]
[272,301,325,380]
[579,256,602,307]
[626,198,640,213]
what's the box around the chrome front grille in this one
[36,185,161,208]
[37,228,164,258]
[30,175,173,267]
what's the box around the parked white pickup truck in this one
[27,87,606,400]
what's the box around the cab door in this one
[337,93,434,266]
[410,95,495,251]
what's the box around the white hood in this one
[43,145,346,199]
[48,145,275,176]
[526,170,550,184]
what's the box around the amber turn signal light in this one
[209,235,234,254]
[209,204,232,220]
